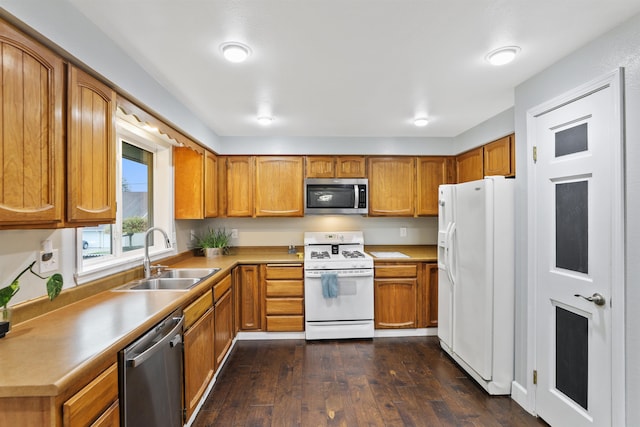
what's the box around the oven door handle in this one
[305,273,373,279]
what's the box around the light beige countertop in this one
[0,245,436,398]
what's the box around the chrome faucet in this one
[143,227,172,278]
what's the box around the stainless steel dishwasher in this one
[119,309,184,427]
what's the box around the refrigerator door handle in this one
[447,223,456,285]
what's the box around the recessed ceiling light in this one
[220,42,251,63]
[257,116,273,126]
[414,117,429,127]
[485,46,521,66]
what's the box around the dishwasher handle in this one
[127,315,184,368]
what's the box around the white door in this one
[437,185,455,350]
[529,71,624,427]
[452,179,493,380]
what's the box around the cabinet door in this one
[174,146,204,219]
[255,156,304,217]
[204,150,218,217]
[483,134,515,177]
[456,146,484,183]
[368,157,415,216]
[226,156,254,217]
[423,263,438,328]
[0,20,64,227]
[374,278,418,328]
[238,265,261,330]
[214,289,233,369]
[183,307,214,421]
[335,156,366,177]
[305,156,335,178]
[416,157,447,216]
[67,65,116,224]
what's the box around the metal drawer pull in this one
[574,293,606,306]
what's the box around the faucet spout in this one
[143,227,172,278]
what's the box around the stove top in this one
[304,231,373,270]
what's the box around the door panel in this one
[532,76,620,427]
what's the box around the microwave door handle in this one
[354,185,359,208]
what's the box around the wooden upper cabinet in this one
[368,157,415,216]
[416,157,448,216]
[255,156,304,217]
[456,146,484,183]
[305,156,334,178]
[0,19,65,227]
[484,134,515,177]
[67,65,117,225]
[335,156,366,177]
[174,146,204,219]
[204,150,218,217]
[305,156,365,178]
[226,156,254,217]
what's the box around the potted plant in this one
[195,227,232,257]
[0,260,63,338]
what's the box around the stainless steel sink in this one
[158,268,220,279]
[122,277,200,291]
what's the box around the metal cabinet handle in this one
[574,293,606,306]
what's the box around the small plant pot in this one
[0,307,12,338]
[204,248,222,258]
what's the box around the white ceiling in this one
[67,0,640,138]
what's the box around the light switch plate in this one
[39,249,59,274]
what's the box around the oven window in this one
[307,185,355,208]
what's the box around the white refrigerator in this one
[437,176,515,395]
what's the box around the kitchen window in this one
[76,115,175,282]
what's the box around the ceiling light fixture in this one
[414,117,429,127]
[220,42,251,63]
[257,116,273,126]
[485,46,521,66]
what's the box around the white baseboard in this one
[511,380,536,416]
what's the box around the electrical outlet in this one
[231,229,238,238]
[39,249,59,274]
[400,227,407,237]
[190,229,195,241]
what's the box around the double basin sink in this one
[118,268,220,291]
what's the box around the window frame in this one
[75,117,176,284]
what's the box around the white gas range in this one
[303,231,374,340]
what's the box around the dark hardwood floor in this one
[193,336,547,427]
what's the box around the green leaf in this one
[46,274,63,301]
[0,280,20,308]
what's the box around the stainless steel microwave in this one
[304,178,368,215]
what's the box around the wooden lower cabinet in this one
[374,263,418,328]
[62,363,119,427]
[236,265,262,330]
[263,264,304,332]
[183,292,215,421]
[374,262,438,329]
[214,287,233,369]
[422,263,438,328]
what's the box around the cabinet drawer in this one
[92,400,120,427]
[213,273,232,301]
[63,363,118,427]
[265,264,303,280]
[266,298,304,315]
[184,291,213,330]
[267,315,304,331]
[375,264,418,278]
[265,280,304,297]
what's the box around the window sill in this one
[74,247,176,285]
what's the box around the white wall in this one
[194,216,437,249]
[454,107,514,153]
[513,12,640,423]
